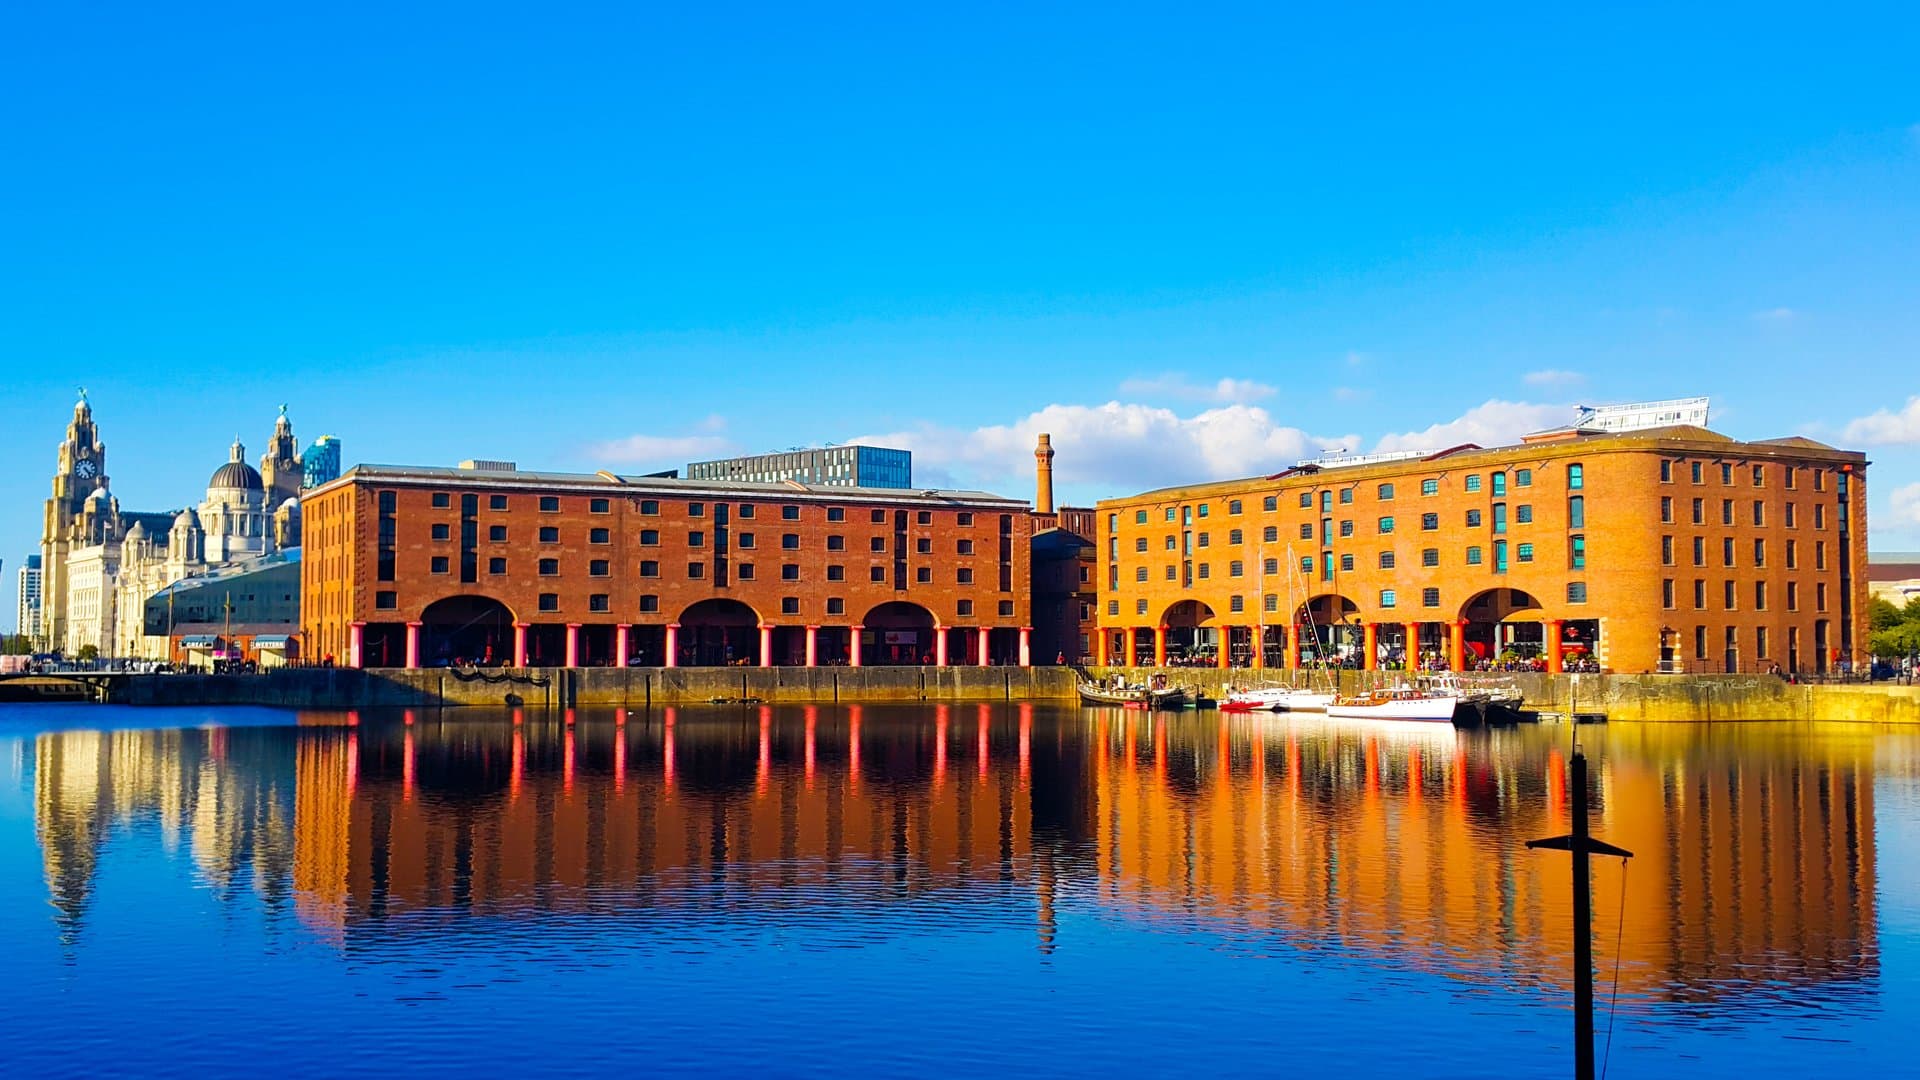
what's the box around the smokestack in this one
[1034,432,1056,514]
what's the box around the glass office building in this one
[686,445,912,488]
[303,436,341,489]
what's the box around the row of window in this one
[1659,496,1827,529]
[373,592,1019,618]
[1103,581,1589,617]
[1116,466,1578,529]
[1661,536,1825,570]
[1115,537,1578,585]
[1688,624,1822,662]
[1660,460,1830,489]
[427,557,1001,585]
[424,524,982,554]
[423,491,978,525]
[1662,578,1827,613]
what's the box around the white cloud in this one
[1843,397,1920,446]
[1894,483,1920,528]
[1754,307,1797,323]
[1115,373,1276,403]
[856,402,1357,495]
[1523,369,1584,387]
[587,414,735,465]
[1373,400,1570,454]
[1332,386,1371,402]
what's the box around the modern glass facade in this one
[686,445,913,489]
[303,436,341,489]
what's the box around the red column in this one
[565,623,581,668]
[1095,629,1110,666]
[1018,626,1032,667]
[1363,622,1378,671]
[349,621,366,669]
[1124,627,1137,667]
[1545,618,1564,674]
[664,623,680,668]
[1154,625,1168,667]
[977,628,991,666]
[1217,627,1232,670]
[404,621,422,669]
[1449,619,1467,671]
[849,625,863,667]
[935,626,949,666]
[513,622,528,667]
[1405,621,1422,670]
[1253,625,1265,670]
[1287,624,1301,669]
[759,624,773,667]
[615,624,630,667]
[805,625,819,667]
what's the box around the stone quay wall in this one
[88,664,1920,723]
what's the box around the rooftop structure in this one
[686,445,912,489]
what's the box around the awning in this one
[180,635,219,648]
[253,635,293,648]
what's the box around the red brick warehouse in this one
[301,463,1039,669]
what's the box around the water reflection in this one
[30,705,1880,1008]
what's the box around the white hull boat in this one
[1326,687,1461,723]
[1221,687,1335,712]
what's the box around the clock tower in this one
[39,391,109,651]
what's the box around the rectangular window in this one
[870,536,887,552]
[640,529,660,546]
[539,558,559,576]
[737,504,756,519]
[1722,499,1734,526]
[431,555,449,574]
[538,594,558,612]
[1567,497,1584,529]
[1197,532,1211,548]
[639,595,659,613]
[1694,579,1706,609]
[540,496,560,513]
[1263,496,1278,511]
[1229,595,1245,613]
[1465,509,1481,528]
[1567,582,1588,604]
[590,527,610,544]
[782,563,800,581]
[1785,502,1797,527]
[1660,460,1673,483]
[1263,594,1278,612]
[1378,551,1395,569]
[1136,599,1149,615]
[1516,468,1532,487]
[1422,548,1439,567]
[1422,513,1439,530]
[689,502,705,518]
[1198,564,1211,579]
[1227,529,1242,545]
[1136,566,1149,582]
[1691,461,1703,484]
[1757,625,1769,658]
[1229,560,1244,577]
[1786,539,1798,569]
[489,495,508,511]
[1570,535,1586,569]
[1788,581,1800,611]
[1380,589,1396,607]
[539,526,559,543]
[827,507,846,523]
[1299,492,1312,509]
[688,562,705,579]
[782,597,801,616]
[639,500,659,515]
[1695,625,1708,659]
[1466,546,1483,565]
[1198,503,1211,517]
[1660,497,1673,523]
[1755,581,1767,611]
[1662,536,1674,565]
[432,523,451,541]
[1815,540,1827,570]
[590,498,610,514]
[640,560,659,577]
[954,511,971,526]
[589,594,609,613]
[1421,478,1439,496]
[1339,554,1354,571]
[1378,516,1395,534]
[489,525,508,542]
[1663,579,1675,609]
[1492,504,1507,534]
[1300,523,1313,540]
[917,510,933,525]
[1752,500,1765,527]
[1721,463,1733,485]
[826,564,844,581]
[828,535,846,551]
[735,532,755,549]
[1814,504,1826,529]
[1785,468,1796,490]
[1339,520,1354,538]
[957,568,974,584]
[486,557,506,575]
[1228,499,1243,515]
[432,492,451,509]
[1300,556,1314,574]
[1722,537,1735,567]
[785,534,802,550]
[589,559,609,577]
[916,566,932,583]
[1465,475,1482,493]
[1693,536,1705,566]
[1337,489,1353,505]
[1692,498,1704,525]
[1378,483,1395,500]
[1516,542,1533,562]
[1422,588,1440,608]
[1724,580,1737,610]
[738,563,756,580]
[782,505,800,520]
[1491,473,1507,497]
[1262,526,1278,542]
[998,600,1015,617]
[1568,464,1584,490]
[871,566,887,583]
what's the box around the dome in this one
[209,438,263,491]
[85,485,111,504]
[173,508,201,532]
[125,521,147,541]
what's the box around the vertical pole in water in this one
[1528,747,1631,1080]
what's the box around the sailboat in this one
[1221,544,1336,713]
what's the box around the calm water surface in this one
[2,702,1915,1077]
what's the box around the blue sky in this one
[4,2,1919,631]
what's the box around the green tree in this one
[1869,622,1920,661]
[0,634,31,656]
[1869,597,1906,633]
[76,643,99,663]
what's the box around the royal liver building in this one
[37,393,305,658]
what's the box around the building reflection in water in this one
[31,705,1878,1003]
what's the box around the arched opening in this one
[1294,594,1360,665]
[420,595,515,667]
[1160,599,1218,666]
[679,599,762,666]
[863,601,936,664]
[1460,588,1545,667]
